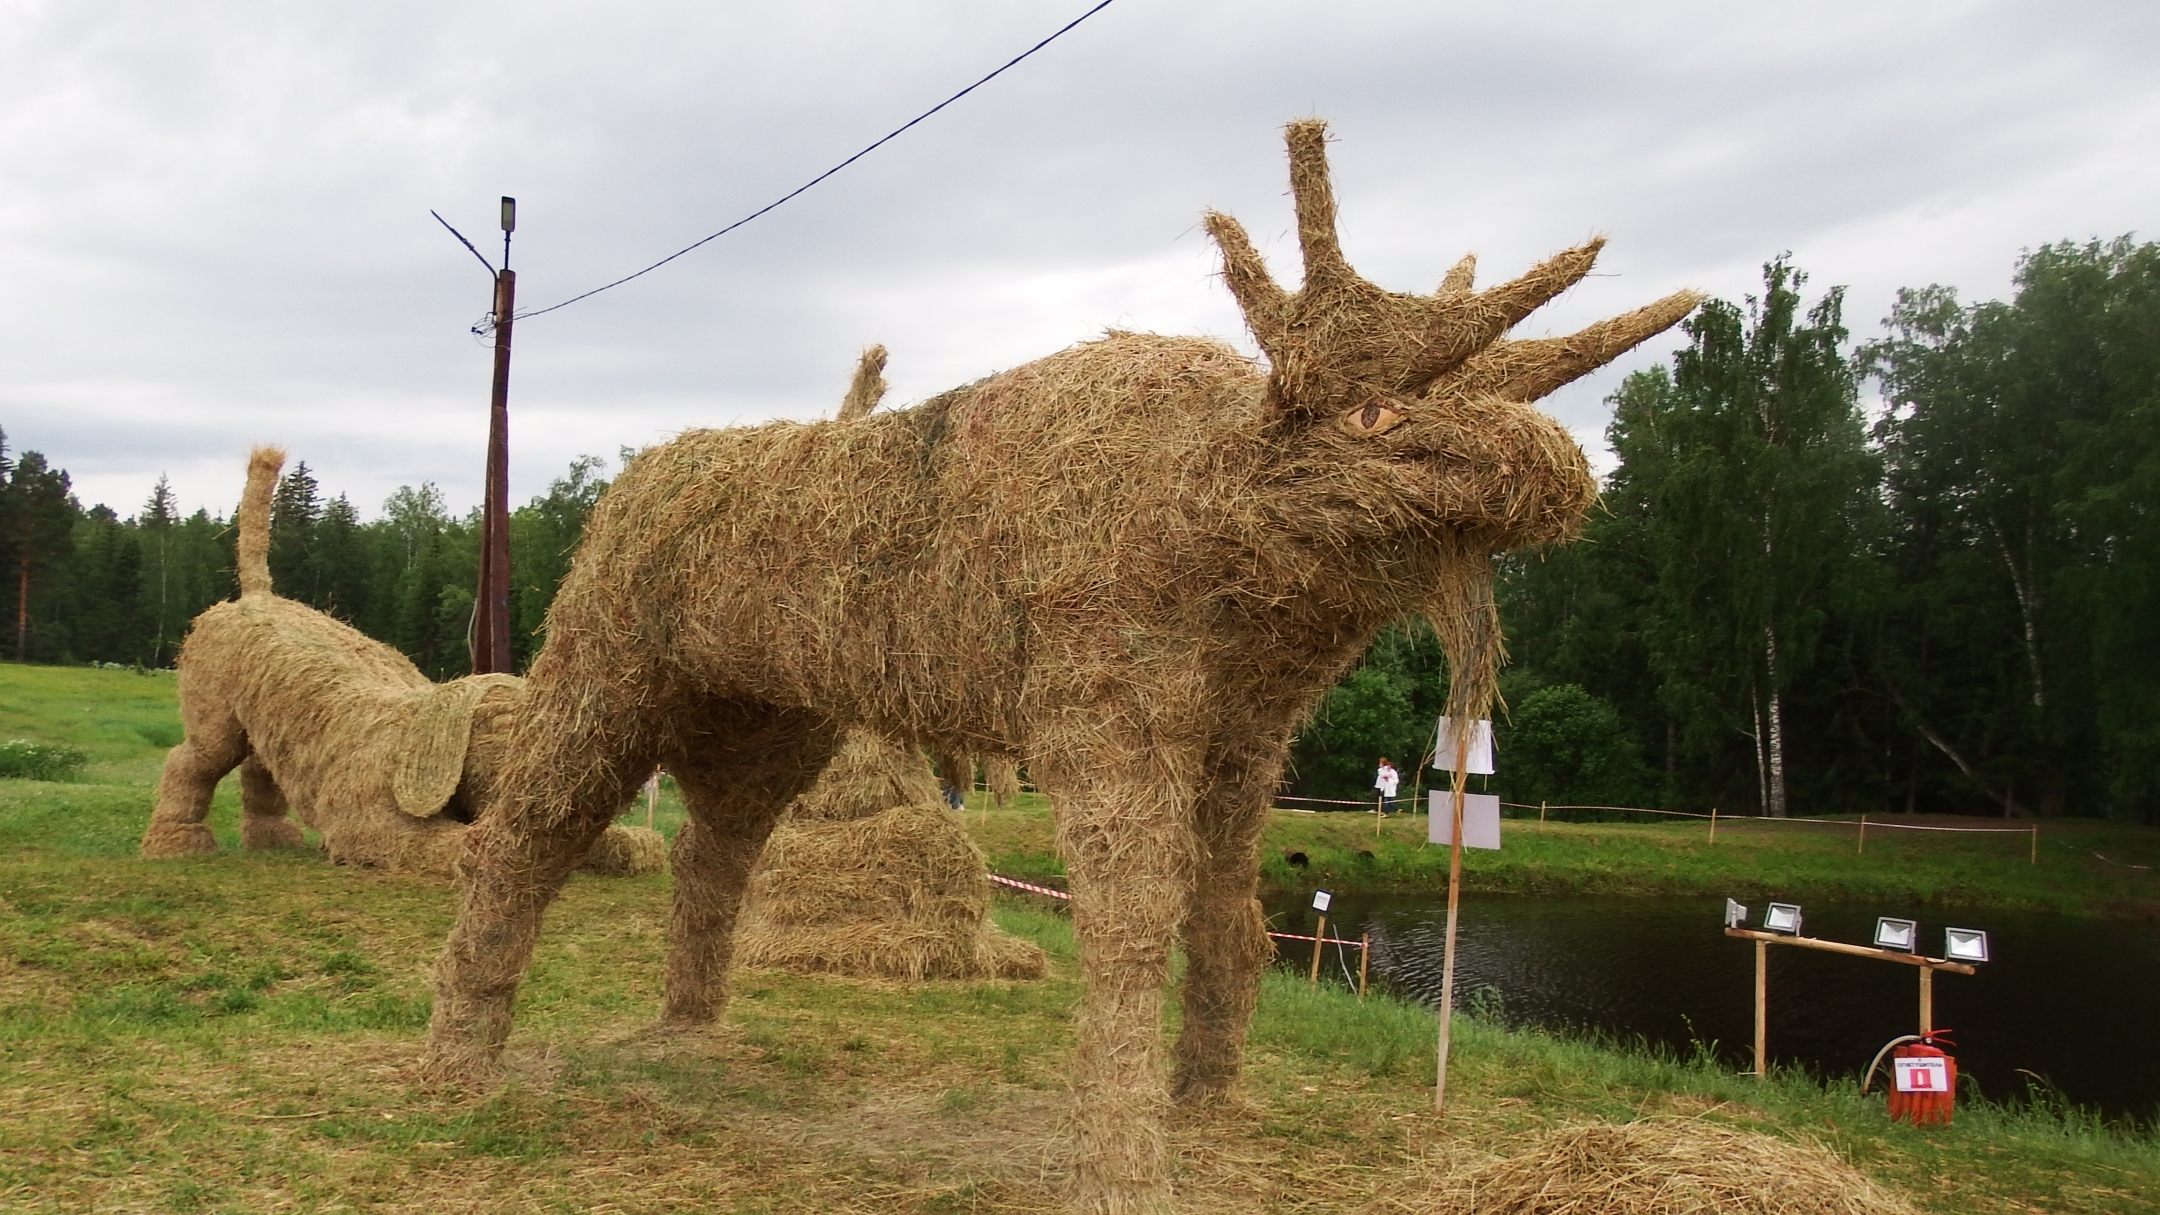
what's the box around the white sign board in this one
[1431,717,1495,775]
[1428,791,1502,849]
[1893,1056,1948,1093]
[1311,890,1332,913]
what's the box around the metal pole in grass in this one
[1435,726,1470,1111]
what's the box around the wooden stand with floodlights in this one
[1725,927,1975,1080]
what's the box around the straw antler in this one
[1426,290,1707,403]
[1204,120,1610,411]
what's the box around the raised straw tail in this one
[236,445,285,598]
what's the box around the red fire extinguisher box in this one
[1888,1036,1957,1126]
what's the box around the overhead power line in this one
[504,0,1119,326]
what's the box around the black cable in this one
[505,0,1119,325]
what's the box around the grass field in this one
[0,664,2154,1212]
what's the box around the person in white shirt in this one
[1375,757,1400,816]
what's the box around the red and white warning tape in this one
[988,873,1071,900]
[989,874,1363,950]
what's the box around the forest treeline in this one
[7,237,2156,822]
[1294,238,2160,824]
[0,442,608,680]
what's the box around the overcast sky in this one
[3,0,2155,517]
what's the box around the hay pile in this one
[735,731,1045,980]
[423,119,1699,1214]
[1421,1119,1919,1215]
[138,446,662,881]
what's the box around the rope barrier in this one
[987,875,1364,948]
[1496,801,2034,834]
[1266,930,1365,947]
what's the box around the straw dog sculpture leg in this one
[426,120,1699,1213]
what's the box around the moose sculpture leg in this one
[424,674,658,1077]
[1171,737,1285,1105]
[660,706,839,1026]
[1039,733,1198,1214]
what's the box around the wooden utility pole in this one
[472,197,516,675]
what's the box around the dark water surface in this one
[1265,890,2160,1121]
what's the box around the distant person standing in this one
[1375,757,1400,817]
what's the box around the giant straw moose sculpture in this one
[424,120,1700,1211]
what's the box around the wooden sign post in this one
[1434,728,1470,1111]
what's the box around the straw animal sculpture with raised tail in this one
[138,447,662,879]
[424,120,1700,1213]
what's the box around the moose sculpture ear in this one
[392,675,521,818]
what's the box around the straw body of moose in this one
[420,120,1696,1213]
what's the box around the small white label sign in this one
[1894,1056,1948,1093]
[1311,890,1332,913]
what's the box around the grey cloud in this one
[1,0,2154,515]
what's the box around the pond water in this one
[1264,890,2160,1122]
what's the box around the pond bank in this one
[966,795,2160,920]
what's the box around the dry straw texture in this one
[736,730,1046,980]
[425,120,1698,1214]
[138,447,661,880]
[1420,1119,1919,1215]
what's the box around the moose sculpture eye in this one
[1339,400,1407,438]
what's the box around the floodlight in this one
[1724,898,1748,929]
[1873,917,1918,952]
[1944,927,1990,963]
[1763,902,1803,935]
[1311,890,1333,914]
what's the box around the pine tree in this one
[269,461,322,606]
[141,475,178,664]
[5,452,81,661]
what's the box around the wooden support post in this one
[1436,729,1471,1111]
[2030,824,2038,865]
[1857,814,1867,854]
[1309,915,1327,987]
[1539,799,1547,824]
[1918,964,1934,1036]
[1709,805,1718,843]
[1753,938,1768,1079]
[1358,932,1370,1001]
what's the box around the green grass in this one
[967,790,2160,918]
[0,662,2152,1211]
